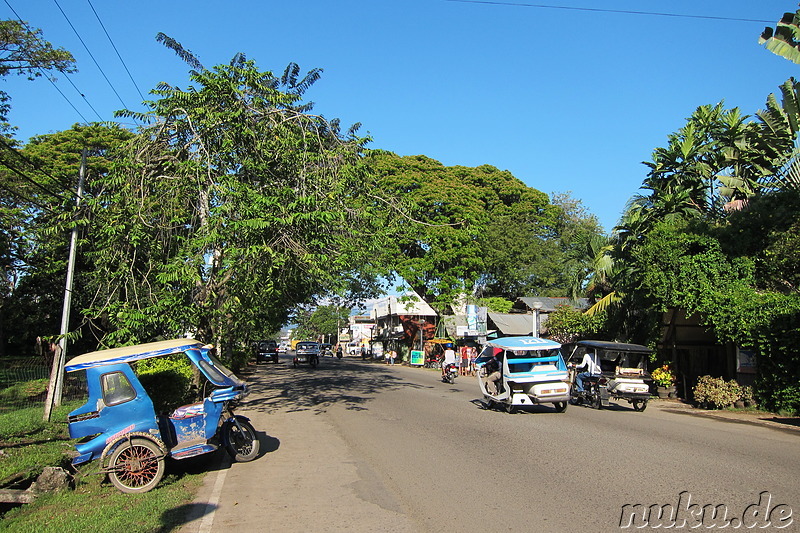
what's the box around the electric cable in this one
[85,0,146,102]
[0,136,76,193]
[52,0,130,111]
[0,181,55,212]
[2,0,102,122]
[0,154,67,202]
[445,0,774,24]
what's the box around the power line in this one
[0,149,68,202]
[3,0,102,122]
[444,0,775,24]
[52,0,130,111]
[0,135,76,192]
[85,0,146,102]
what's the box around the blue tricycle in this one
[65,338,259,493]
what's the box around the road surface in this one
[178,355,799,532]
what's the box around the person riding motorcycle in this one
[572,350,602,394]
[442,344,457,377]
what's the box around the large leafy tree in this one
[0,21,76,356]
[81,46,383,366]
[0,20,75,129]
[369,153,567,306]
[292,304,350,343]
[0,124,131,356]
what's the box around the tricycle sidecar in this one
[566,340,652,411]
[65,338,259,493]
[476,336,570,414]
[293,341,320,368]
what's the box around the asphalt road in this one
[178,355,799,533]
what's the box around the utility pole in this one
[44,149,86,421]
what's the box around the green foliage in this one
[650,364,676,387]
[293,304,349,341]
[369,153,590,306]
[474,297,513,313]
[544,305,604,344]
[693,376,742,409]
[134,355,195,413]
[1,124,135,357]
[0,20,75,128]
[760,10,800,65]
[79,48,385,358]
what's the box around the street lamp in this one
[532,301,543,337]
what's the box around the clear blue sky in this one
[3,0,798,231]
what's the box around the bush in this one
[693,375,742,409]
[134,354,195,414]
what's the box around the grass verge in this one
[1,402,206,532]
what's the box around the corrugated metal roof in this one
[488,312,535,335]
[515,296,589,312]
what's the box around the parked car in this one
[294,341,320,368]
[256,340,279,364]
[277,343,288,354]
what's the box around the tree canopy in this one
[75,50,385,366]
[369,153,599,308]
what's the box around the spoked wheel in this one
[225,417,260,462]
[553,401,568,413]
[632,400,647,412]
[107,436,165,493]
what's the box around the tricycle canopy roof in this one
[574,340,651,354]
[485,336,561,351]
[65,338,206,372]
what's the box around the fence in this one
[0,357,86,413]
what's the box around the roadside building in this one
[370,294,438,362]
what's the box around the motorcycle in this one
[567,340,652,412]
[475,336,570,414]
[441,363,458,384]
[569,372,606,409]
[65,339,260,493]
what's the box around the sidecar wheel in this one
[553,401,568,413]
[505,402,517,414]
[225,418,260,462]
[632,400,647,412]
[107,437,165,493]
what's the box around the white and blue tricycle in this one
[476,336,571,414]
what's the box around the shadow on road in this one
[242,358,428,414]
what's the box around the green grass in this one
[0,403,78,485]
[0,395,206,532]
[1,470,204,533]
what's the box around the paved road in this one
[178,356,799,532]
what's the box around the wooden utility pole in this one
[44,149,86,421]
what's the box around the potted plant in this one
[651,364,676,399]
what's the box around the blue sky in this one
[3,0,798,231]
